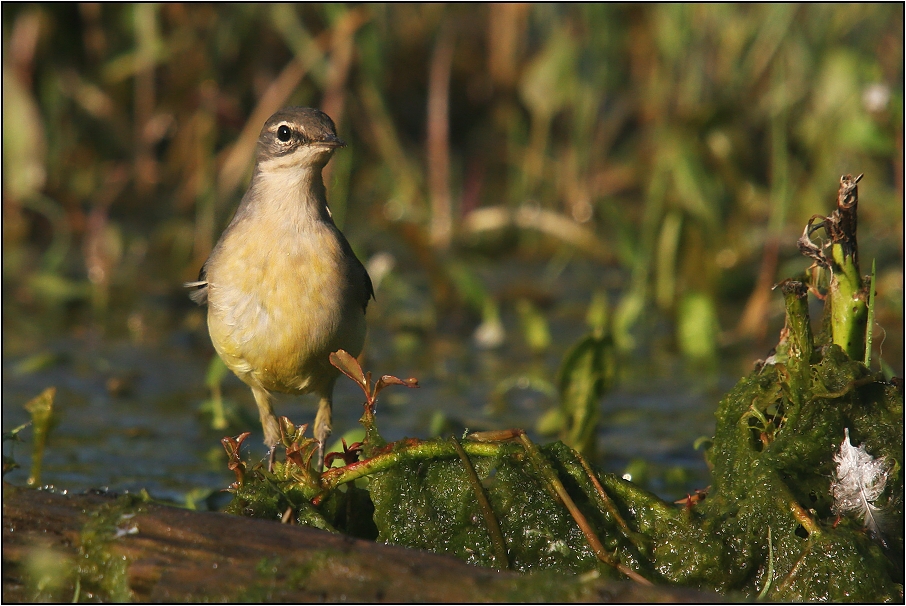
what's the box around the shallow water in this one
[0,258,790,506]
[2,333,726,507]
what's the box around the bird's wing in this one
[362,262,375,309]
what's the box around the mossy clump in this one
[699,343,901,599]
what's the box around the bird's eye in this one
[277,125,292,142]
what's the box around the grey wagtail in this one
[187,107,373,468]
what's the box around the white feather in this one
[830,428,891,539]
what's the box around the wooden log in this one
[2,484,719,602]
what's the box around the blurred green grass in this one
[2,4,902,371]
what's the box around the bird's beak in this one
[317,134,346,149]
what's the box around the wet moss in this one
[699,337,902,600]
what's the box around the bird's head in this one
[256,107,345,171]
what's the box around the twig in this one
[450,437,510,570]
[517,433,652,585]
[314,438,521,503]
[574,451,636,539]
[789,500,819,535]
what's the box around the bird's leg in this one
[313,390,333,471]
[252,386,281,472]
[267,445,277,472]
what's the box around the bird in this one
[186,107,373,469]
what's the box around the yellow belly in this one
[204,218,366,395]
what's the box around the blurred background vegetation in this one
[2,4,902,498]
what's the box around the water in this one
[2,259,751,506]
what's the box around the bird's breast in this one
[204,215,364,394]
